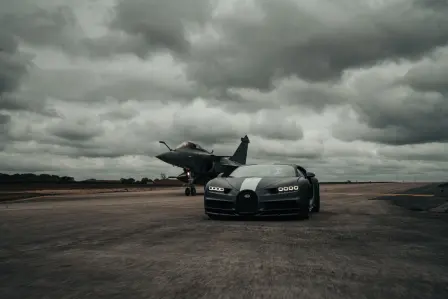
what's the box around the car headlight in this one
[278,185,299,192]
[209,186,225,192]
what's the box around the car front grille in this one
[205,200,234,210]
[235,190,258,214]
[264,200,298,211]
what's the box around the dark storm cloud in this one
[0,1,82,113]
[0,113,10,125]
[46,118,105,141]
[0,94,26,111]
[400,49,448,93]
[0,4,80,51]
[0,113,11,150]
[333,46,448,146]
[186,0,448,92]
[96,0,213,58]
[353,92,448,145]
[0,1,83,54]
[0,32,31,98]
[0,93,60,116]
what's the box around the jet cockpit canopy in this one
[175,141,208,152]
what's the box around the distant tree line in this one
[0,173,168,185]
[0,173,75,184]
[119,177,153,184]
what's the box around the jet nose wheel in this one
[184,187,197,196]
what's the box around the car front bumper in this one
[204,192,309,217]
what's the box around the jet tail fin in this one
[229,135,250,165]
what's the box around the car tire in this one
[207,214,220,220]
[312,184,320,213]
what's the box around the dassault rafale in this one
[156,135,250,196]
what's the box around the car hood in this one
[211,177,299,192]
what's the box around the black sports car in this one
[204,164,320,219]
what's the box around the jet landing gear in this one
[184,186,196,196]
[184,169,197,196]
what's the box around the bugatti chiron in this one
[204,163,320,219]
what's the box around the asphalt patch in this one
[370,183,448,212]
[387,196,447,212]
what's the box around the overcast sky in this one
[1,0,447,181]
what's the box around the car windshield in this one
[229,165,296,178]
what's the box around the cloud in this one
[377,143,448,162]
[85,0,214,58]
[332,47,448,145]
[0,31,32,99]
[46,118,105,142]
[0,113,11,150]
[0,0,82,115]
[186,0,448,91]
[0,1,87,56]
[400,47,448,93]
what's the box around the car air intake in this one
[235,190,258,214]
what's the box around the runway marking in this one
[325,192,434,197]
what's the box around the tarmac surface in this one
[1,183,447,299]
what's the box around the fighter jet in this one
[156,135,250,196]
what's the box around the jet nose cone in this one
[156,152,168,162]
[156,152,173,163]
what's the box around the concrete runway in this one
[1,183,447,299]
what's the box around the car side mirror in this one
[306,172,315,178]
